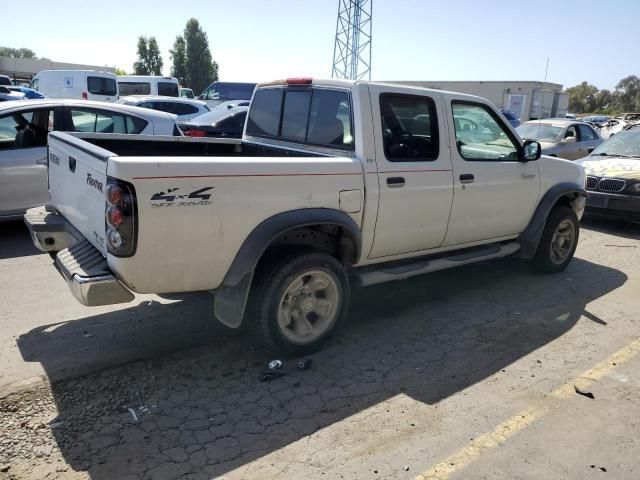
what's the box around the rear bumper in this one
[584,191,640,222]
[24,206,134,306]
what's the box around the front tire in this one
[529,205,579,273]
[248,252,350,355]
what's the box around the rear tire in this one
[248,251,350,355]
[529,205,579,273]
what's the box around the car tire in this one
[529,205,579,274]
[248,251,350,355]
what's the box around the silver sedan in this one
[0,100,180,220]
[516,119,602,160]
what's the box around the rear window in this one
[158,82,179,97]
[246,87,353,150]
[87,76,117,96]
[201,82,256,101]
[119,82,151,96]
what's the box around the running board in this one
[353,242,521,287]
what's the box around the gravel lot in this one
[0,217,639,480]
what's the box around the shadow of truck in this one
[17,256,626,479]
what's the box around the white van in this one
[29,70,118,102]
[117,76,179,97]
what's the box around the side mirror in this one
[562,136,577,144]
[523,139,541,161]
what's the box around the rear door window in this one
[380,93,438,161]
[68,108,148,134]
[87,77,117,96]
[158,82,179,97]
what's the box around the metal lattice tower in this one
[331,0,372,81]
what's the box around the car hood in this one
[578,156,640,180]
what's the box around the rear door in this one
[443,98,540,246]
[367,85,454,258]
[0,108,55,215]
[47,132,110,254]
[86,74,118,102]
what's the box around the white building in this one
[0,56,115,85]
[387,80,568,120]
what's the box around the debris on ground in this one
[574,385,595,399]
[127,407,138,422]
[259,370,289,382]
[297,358,312,370]
[268,359,283,370]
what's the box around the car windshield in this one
[203,83,256,101]
[591,131,640,158]
[516,123,564,143]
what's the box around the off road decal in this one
[150,187,214,208]
[86,173,103,193]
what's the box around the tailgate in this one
[47,132,111,255]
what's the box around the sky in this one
[2,0,638,91]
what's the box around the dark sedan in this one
[178,105,248,138]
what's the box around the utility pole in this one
[331,0,372,81]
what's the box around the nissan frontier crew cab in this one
[25,78,587,354]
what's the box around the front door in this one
[443,99,540,246]
[368,86,454,258]
[0,108,53,216]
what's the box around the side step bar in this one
[352,242,521,287]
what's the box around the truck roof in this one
[256,78,492,104]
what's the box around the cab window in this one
[452,102,520,161]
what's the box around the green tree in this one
[169,36,187,84]
[594,89,614,113]
[147,37,163,75]
[565,81,599,114]
[114,67,128,76]
[615,75,640,112]
[133,36,163,75]
[133,36,150,75]
[0,46,38,59]
[183,18,217,94]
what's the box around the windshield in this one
[516,123,564,143]
[591,131,640,158]
[201,82,256,101]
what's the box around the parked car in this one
[0,86,26,102]
[0,99,180,220]
[578,129,640,222]
[118,95,210,121]
[29,70,118,102]
[7,86,46,99]
[117,76,179,97]
[624,122,640,132]
[179,88,194,99]
[0,75,12,86]
[178,105,248,138]
[25,78,586,354]
[198,81,257,108]
[516,119,602,160]
[615,113,640,122]
[581,115,610,126]
[500,109,520,128]
[565,113,577,119]
[598,118,628,139]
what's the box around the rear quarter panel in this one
[107,156,364,293]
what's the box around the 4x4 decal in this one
[151,187,214,208]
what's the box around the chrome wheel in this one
[277,270,340,344]
[550,219,575,264]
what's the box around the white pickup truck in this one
[25,78,586,354]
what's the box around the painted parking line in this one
[415,336,640,480]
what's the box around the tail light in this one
[105,177,137,257]
[185,128,206,137]
[82,92,88,99]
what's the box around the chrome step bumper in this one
[24,206,134,306]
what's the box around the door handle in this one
[68,156,76,173]
[386,176,405,187]
[459,174,474,184]
[36,158,48,165]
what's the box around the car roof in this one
[0,98,176,120]
[182,106,248,125]
[119,95,207,106]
